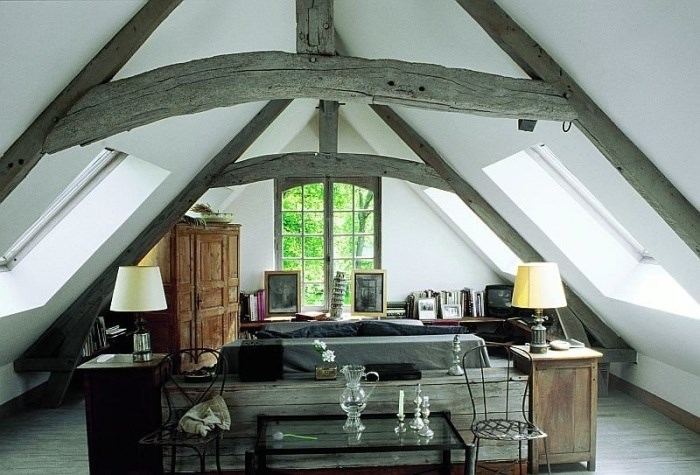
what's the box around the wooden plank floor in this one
[0,386,697,474]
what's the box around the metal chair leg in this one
[216,434,223,474]
[198,448,206,475]
[170,446,176,474]
[543,438,552,475]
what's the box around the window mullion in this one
[324,178,333,309]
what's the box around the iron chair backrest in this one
[162,348,228,426]
[461,343,533,428]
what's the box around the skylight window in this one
[484,144,700,318]
[0,150,170,318]
[0,149,124,271]
[531,144,651,262]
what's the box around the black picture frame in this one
[351,269,387,316]
[265,271,301,316]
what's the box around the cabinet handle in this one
[196,294,202,309]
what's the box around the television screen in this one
[484,284,514,318]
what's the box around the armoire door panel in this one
[142,223,241,354]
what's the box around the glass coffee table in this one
[245,412,474,474]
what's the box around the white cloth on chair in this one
[177,395,231,436]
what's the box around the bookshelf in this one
[80,315,133,361]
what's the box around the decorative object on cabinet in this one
[190,202,234,223]
[350,269,387,316]
[330,271,348,319]
[138,223,240,354]
[265,270,301,316]
[110,265,167,362]
[511,262,567,354]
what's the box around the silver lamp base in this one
[530,309,548,354]
[132,329,153,362]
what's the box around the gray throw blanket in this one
[177,395,231,436]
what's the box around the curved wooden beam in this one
[44,50,576,153]
[211,152,450,190]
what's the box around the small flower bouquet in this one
[313,339,337,380]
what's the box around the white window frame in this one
[274,177,381,309]
[530,144,653,263]
[0,149,125,271]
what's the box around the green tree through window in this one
[276,177,381,308]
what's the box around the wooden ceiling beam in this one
[43,51,576,154]
[457,0,700,259]
[295,0,340,155]
[211,152,450,190]
[296,0,335,55]
[0,0,183,205]
[370,104,628,349]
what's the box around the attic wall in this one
[231,177,501,297]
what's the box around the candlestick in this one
[398,389,405,417]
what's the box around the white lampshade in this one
[110,266,167,312]
[512,262,567,309]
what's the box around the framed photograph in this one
[351,269,387,316]
[265,271,301,316]
[417,298,437,320]
[441,303,462,319]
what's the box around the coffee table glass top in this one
[257,412,467,454]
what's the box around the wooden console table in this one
[79,354,167,475]
[512,346,602,473]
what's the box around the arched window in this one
[275,177,381,308]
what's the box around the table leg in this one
[245,450,255,475]
[464,443,476,475]
[441,449,452,474]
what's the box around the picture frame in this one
[417,298,437,320]
[265,270,301,316]
[350,269,387,316]
[441,303,462,319]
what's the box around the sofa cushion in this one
[257,322,361,339]
[357,320,470,336]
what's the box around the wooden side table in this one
[79,354,167,475]
[512,346,602,473]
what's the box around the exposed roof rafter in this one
[370,103,628,350]
[15,100,292,407]
[457,0,700,260]
[0,0,184,205]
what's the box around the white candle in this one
[398,389,405,417]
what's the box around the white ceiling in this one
[1,1,699,383]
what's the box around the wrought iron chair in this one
[461,343,551,475]
[139,348,228,474]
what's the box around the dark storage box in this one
[238,339,283,382]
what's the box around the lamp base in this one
[530,310,549,354]
[132,320,153,363]
[132,350,153,363]
[529,342,549,354]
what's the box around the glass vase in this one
[339,365,379,432]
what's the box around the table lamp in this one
[110,266,167,362]
[511,262,567,354]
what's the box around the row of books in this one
[81,317,129,358]
[240,290,267,322]
[406,288,486,319]
[81,316,108,357]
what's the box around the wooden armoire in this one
[139,222,240,353]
